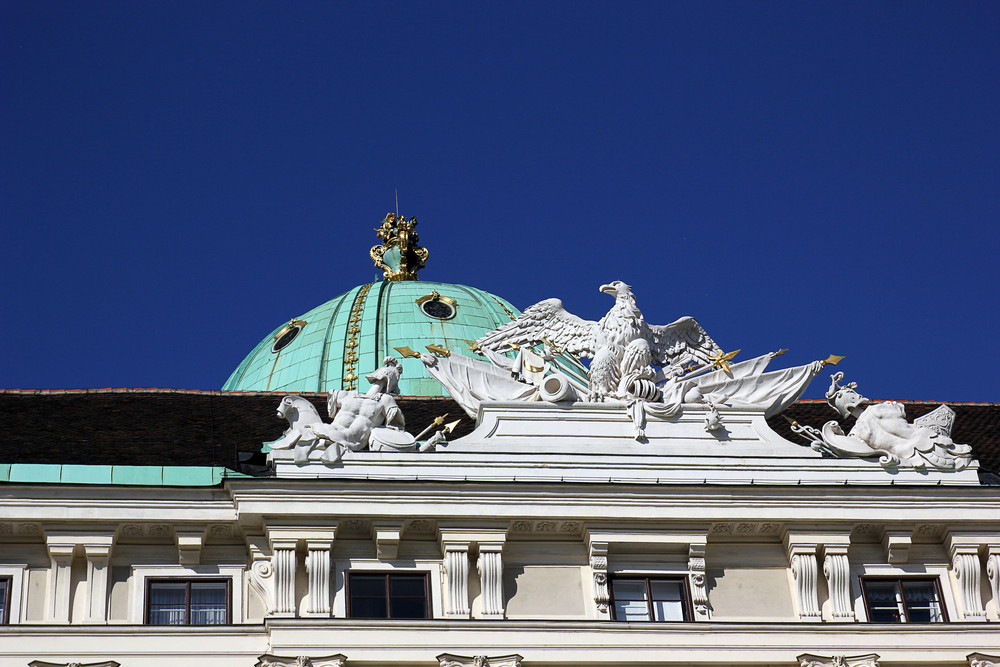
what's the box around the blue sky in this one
[2,1,997,401]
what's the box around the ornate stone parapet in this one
[438,654,522,667]
[822,543,854,621]
[589,541,610,619]
[798,654,879,667]
[256,654,346,667]
[477,542,505,619]
[688,542,709,620]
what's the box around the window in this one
[0,576,10,624]
[861,578,946,623]
[347,572,429,619]
[146,579,230,625]
[611,576,690,622]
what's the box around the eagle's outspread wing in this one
[645,316,721,369]
[477,298,599,359]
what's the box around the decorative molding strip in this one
[342,283,374,391]
[30,662,119,667]
[509,520,581,534]
[438,654,522,667]
[711,522,782,536]
[256,654,346,667]
[798,654,879,667]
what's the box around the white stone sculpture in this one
[268,357,447,464]
[476,280,721,402]
[792,373,973,470]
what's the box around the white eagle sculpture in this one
[476,280,722,402]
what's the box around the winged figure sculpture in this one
[476,281,722,402]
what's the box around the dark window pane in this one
[390,596,427,619]
[0,578,8,623]
[352,596,388,618]
[390,576,426,597]
[149,582,188,625]
[190,581,227,625]
[902,582,942,622]
[350,575,387,597]
[865,579,943,623]
[612,580,648,601]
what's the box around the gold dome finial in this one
[370,213,428,281]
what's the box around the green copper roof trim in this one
[0,464,248,486]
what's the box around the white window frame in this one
[130,564,244,624]
[851,563,956,623]
[333,558,443,619]
[0,565,26,624]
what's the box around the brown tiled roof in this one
[1,390,996,481]
[0,389,474,473]
[767,399,1000,478]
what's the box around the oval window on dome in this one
[272,319,306,353]
[416,292,457,320]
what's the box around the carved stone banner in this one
[30,663,120,667]
[256,654,346,667]
[798,654,880,667]
[438,654,522,667]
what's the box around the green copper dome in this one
[223,280,522,396]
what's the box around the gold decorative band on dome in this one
[488,294,517,321]
[342,283,373,390]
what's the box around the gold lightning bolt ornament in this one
[425,344,451,358]
[393,346,421,359]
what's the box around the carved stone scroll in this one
[437,654,522,667]
[477,543,504,619]
[272,539,298,617]
[969,653,1000,667]
[256,654,346,667]
[951,544,986,621]
[443,542,471,618]
[688,543,709,619]
[987,547,1000,621]
[304,540,332,617]
[788,545,821,620]
[247,535,276,616]
[823,545,854,621]
[589,542,610,617]
[798,654,879,667]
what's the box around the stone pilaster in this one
[688,542,709,620]
[589,541,610,619]
[442,542,471,618]
[787,543,821,620]
[822,544,854,621]
[271,539,298,617]
[304,539,332,617]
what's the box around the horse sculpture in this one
[271,395,340,464]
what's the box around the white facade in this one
[1,400,998,667]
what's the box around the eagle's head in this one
[599,281,633,299]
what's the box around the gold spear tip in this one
[464,339,481,352]
[443,419,461,434]
[425,344,451,358]
[782,415,799,426]
[775,348,789,356]
[393,346,421,359]
[822,354,845,367]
